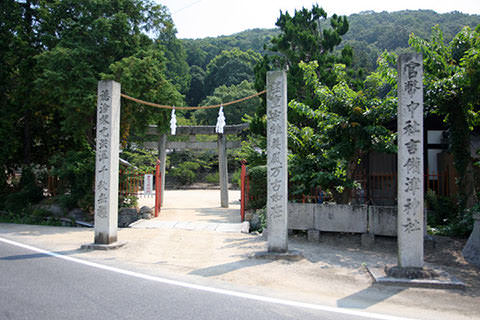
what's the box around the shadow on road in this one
[0,249,83,261]
[188,258,272,277]
[336,286,405,309]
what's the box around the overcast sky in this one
[158,0,480,39]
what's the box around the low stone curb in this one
[366,266,466,290]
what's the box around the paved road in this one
[0,240,397,320]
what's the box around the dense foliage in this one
[194,81,262,125]
[0,0,185,213]
[255,5,351,103]
[409,25,480,210]
[288,57,397,202]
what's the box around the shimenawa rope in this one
[120,90,266,110]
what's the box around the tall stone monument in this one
[266,71,288,252]
[396,53,424,268]
[93,80,121,245]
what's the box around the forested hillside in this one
[342,10,480,71]
[343,10,480,50]
[182,10,480,81]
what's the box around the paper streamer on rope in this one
[170,107,177,135]
[215,105,226,134]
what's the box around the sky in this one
[158,0,480,39]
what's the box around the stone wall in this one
[288,203,399,236]
[368,206,397,236]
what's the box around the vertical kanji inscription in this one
[266,71,288,253]
[397,53,424,268]
[94,80,121,245]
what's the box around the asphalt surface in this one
[0,240,388,320]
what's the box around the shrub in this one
[246,165,267,210]
[3,166,43,213]
[426,190,475,237]
[425,190,458,226]
[205,172,219,184]
[231,168,242,189]
[170,161,201,185]
[119,194,138,208]
[50,148,95,212]
[251,208,267,232]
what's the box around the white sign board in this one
[144,174,153,196]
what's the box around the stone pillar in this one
[266,71,288,253]
[94,80,121,244]
[218,133,229,208]
[397,53,424,268]
[158,133,167,206]
[463,213,480,267]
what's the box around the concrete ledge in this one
[250,250,304,261]
[366,266,466,290]
[314,204,368,233]
[81,241,127,251]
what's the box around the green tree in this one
[34,0,171,147]
[102,49,183,146]
[183,41,209,69]
[193,81,262,125]
[288,59,397,203]
[0,1,24,191]
[0,0,46,169]
[255,5,351,103]
[343,40,380,73]
[0,0,180,211]
[409,25,480,209]
[204,48,261,96]
[186,65,206,107]
[156,26,191,95]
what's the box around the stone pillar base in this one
[385,266,438,280]
[81,241,127,251]
[463,214,480,268]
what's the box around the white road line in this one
[0,236,417,320]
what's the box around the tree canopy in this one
[193,80,262,125]
[409,25,480,209]
[204,48,261,96]
[255,5,351,103]
[0,0,186,209]
[288,57,397,202]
